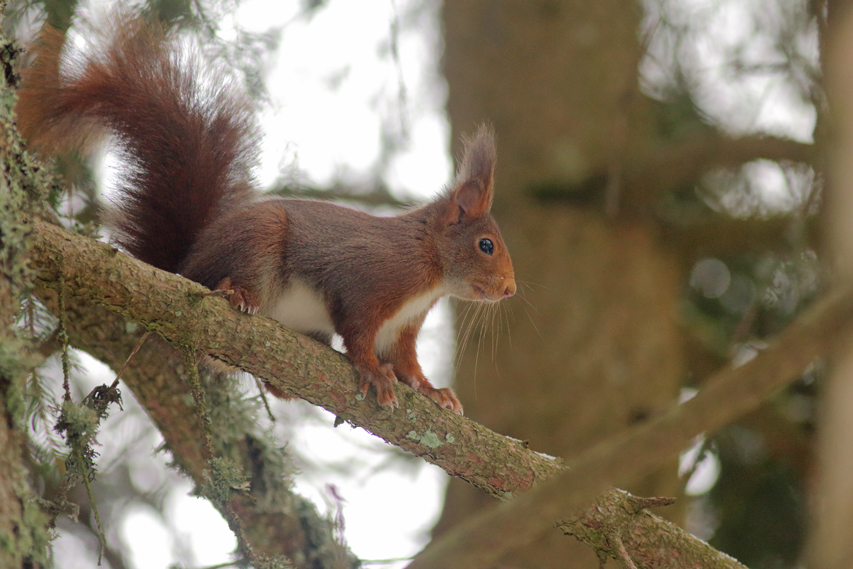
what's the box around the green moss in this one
[406,429,444,449]
[251,554,294,569]
[202,456,249,505]
[294,496,359,569]
[55,400,99,479]
[0,483,53,566]
[186,288,207,307]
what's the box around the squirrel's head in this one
[435,127,515,303]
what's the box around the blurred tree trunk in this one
[434,1,685,566]
[809,3,853,568]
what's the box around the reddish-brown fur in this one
[17,16,516,414]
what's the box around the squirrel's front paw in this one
[215,278,260,314]
[421,385,463,415]
[400,375,463,415]
[357,363,398,409]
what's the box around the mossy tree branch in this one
[30,218,565,498]
[559,489,747,569]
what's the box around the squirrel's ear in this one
[447,125,496,221]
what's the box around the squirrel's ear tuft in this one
[448,125,496,221]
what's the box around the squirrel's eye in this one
[478,238,494,255]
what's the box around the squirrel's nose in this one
[502,278,516,298]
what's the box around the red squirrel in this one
[16,18,516,414]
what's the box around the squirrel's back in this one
[16,17,259,273]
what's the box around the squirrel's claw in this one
[215,278,260,315]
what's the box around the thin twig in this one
[77,446,106,565]
[183,350,215,460]
[109,331,150,390]
[254,377,276,423]
[58,276,72,402]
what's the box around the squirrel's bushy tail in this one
[17,17,259,273]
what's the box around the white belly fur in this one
[265,279,336,338]
[265,279,443,356]
[374,287,444,356]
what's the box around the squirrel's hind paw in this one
[357,363,398,409]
